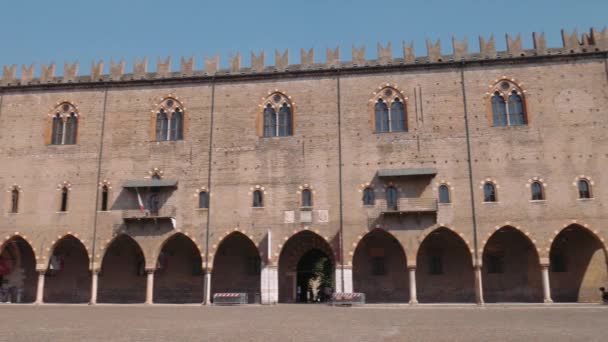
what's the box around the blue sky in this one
[1,0,606,75]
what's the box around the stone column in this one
[541,263,553,303]
[35,271,46,304]
[408,266,418,304]
[338,265,353,293]
[145,269,155,304]
[261,264,278,305]
[474,262,484,305]
[203,268,212,305]
[90,270,99,305]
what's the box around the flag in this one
[135,188,145,212]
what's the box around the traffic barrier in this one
[331,293,365,306]
[213,293,248,305]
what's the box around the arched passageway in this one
[0,237,37,303]
[416,228,475,303]
[212,232,261,303]
[98,235,146,303]
[278,231,335,303]
[550,225,608,302]
[44,236,91,303]
[154,234,203,303]
[353,229,408,303]
[482,227,542,302]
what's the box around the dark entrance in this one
[295,249,333,303]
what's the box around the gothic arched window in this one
[386,186,398,210]
[199,191,209,209]
[438,185,451,204]
[10,188,19,213]
[301,188,312,207]
[578,179,592,199]
[372,86,407,133]
[101,185,109,211]
[60,186,69,212]
[154,97,185,141]
[362,187,375,206]
[260,92,293,137]
[483,182,497,202]
[253,190,264,207]
[531,181,544,201]
[48,102,79,145]
[489,80,527,127]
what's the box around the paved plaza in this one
[0,304,607,341]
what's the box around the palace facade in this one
[0,28,607,305]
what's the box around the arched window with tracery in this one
[48,102,79,145]
[372,86,407,133]
[153,97,185,141]
[260,92,293,137]
[488,80,527,127]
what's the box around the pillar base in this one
[409,299,419,305]
[261,265,278,305]
[544,299,554,304]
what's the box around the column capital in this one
[336,264,352,270]
[539,257,550,267]
[145,268,156,274]
[407,262,417,270]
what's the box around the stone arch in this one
[274,228,337,265]
[209,228,258,262]
[44,233,90,268]
[278,230,335,303]
[44,234,91,303]
[153,232,204,303]
[211,231,261,303]
[98,234,146,303]
[416,227,475,303]
[345,228,409,266]
[150,231,203,269]
[352,228,409,303]
[482,226,543,302]
[0,234,37,302]
[549,224,608,302]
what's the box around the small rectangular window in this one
[60,188,69,212]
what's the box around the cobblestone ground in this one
[1,304,607,342]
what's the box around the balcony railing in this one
[378,198,438,213]
[122,205,177,221]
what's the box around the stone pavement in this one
[0,304,607,342]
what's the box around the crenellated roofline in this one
[1,28,607,90]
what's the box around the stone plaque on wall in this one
[317,210,329,223]
[284,211,295,223]
[300,211,312,223]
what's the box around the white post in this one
[145,270,155,304]
[541,264,553,303]
[261,264,278,305]
[90,270,99,305]
[35,271,45,304]
[203,269,212,305]
[474,263,484,305]
[408,266,418,304]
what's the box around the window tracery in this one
[371,85,407,133]
[488,79,527,127]
[153,97,185,141]
[48,102,79,145]
[260,92,293,137]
